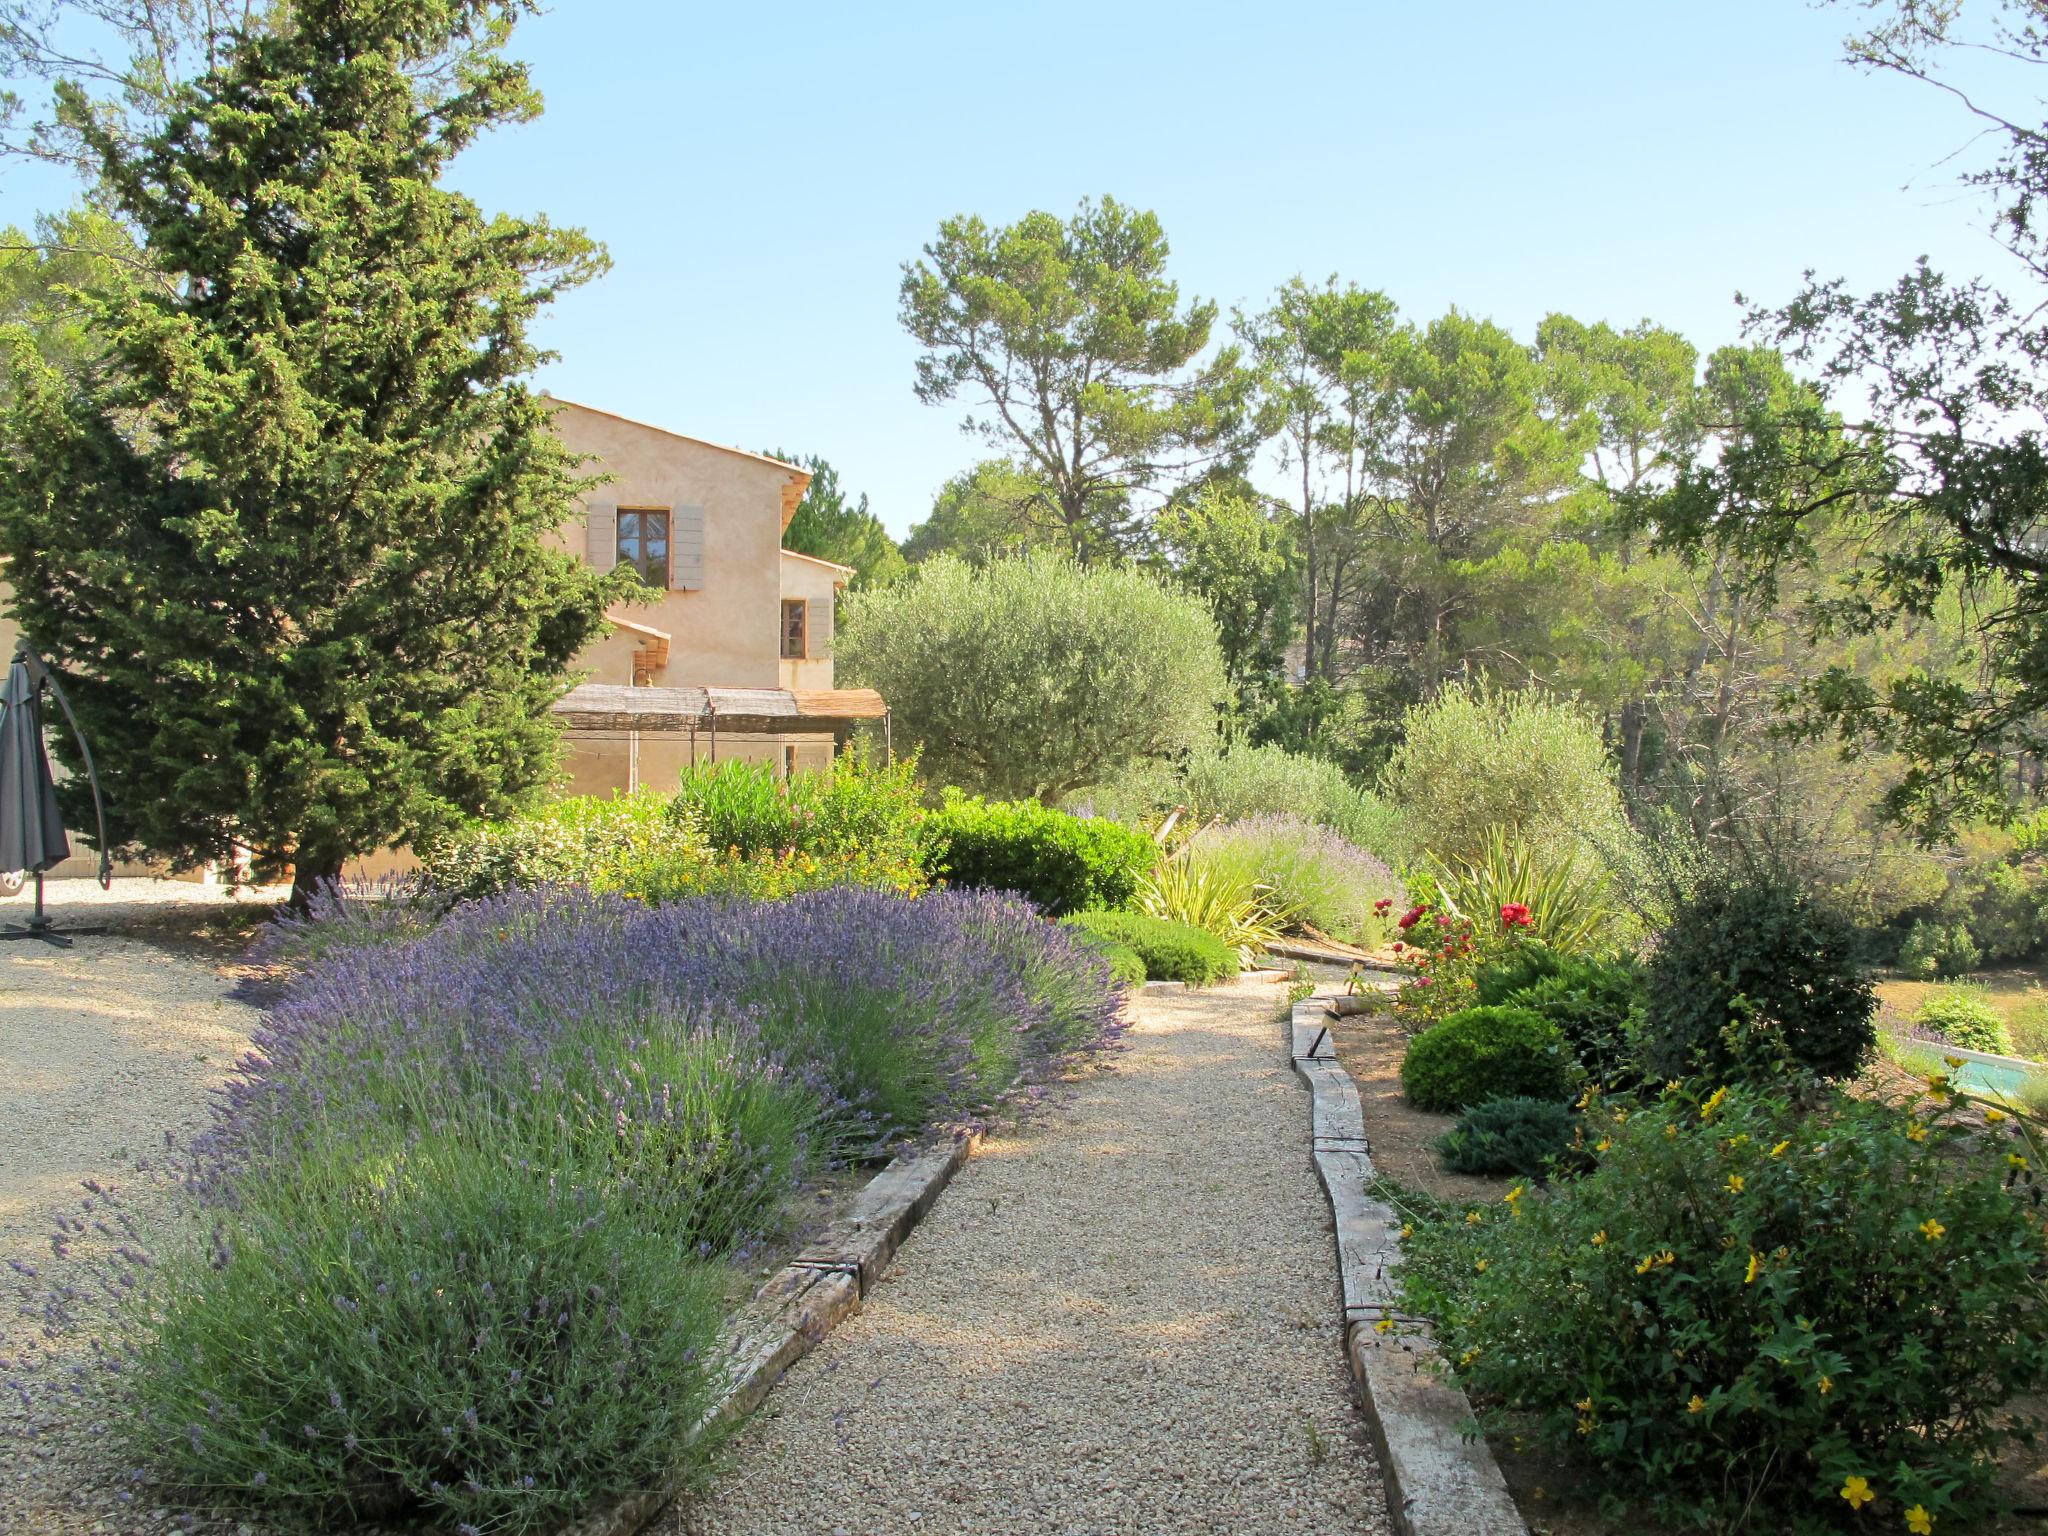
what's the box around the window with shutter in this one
[586,503,617,573]
[808,595,834,660]
[780,599,807,659]
[616,508,670,587]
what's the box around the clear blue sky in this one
[5,1,2024,536]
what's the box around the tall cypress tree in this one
[0,0,620,899]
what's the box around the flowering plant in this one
[1392,1082,2048,1532]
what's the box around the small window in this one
[780,598,807,659]
[616,508,670,587]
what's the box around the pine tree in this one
[0,0,621,899]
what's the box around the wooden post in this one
[706,704,717,762]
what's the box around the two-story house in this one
[544,398,883,797]
[12,396,883,882]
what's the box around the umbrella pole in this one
[27,870,49,936]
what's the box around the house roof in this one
[780,547,857,579]
[545,396,812,526]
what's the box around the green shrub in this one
[1474,943,1566,1006]
[1400,1006,1572,1112]
[117,1127,737,1533]
[1137,848,1291,963]
[1379,681,1635,874]
[671,754,929,862]
[418,792,699,902]
[1435,1096,1580,1178]
[836,550,1227,803]
[1963,861,2045,961]
[1429,829,1622,955]
[1898,916,1982,980]
[1068,932,1146,990]
[1178,742,1401,852]
[1640,870,1876,1082]
[1062,910,1236,985]
[1508,956,1645,1088]
[928,794,1157,915]
[1913,986,2015,1055]
[1182,814,1403,948]
[1395,1085,2048,1532]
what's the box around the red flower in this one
[1437,915,1451,928]
[1391,941,1405,953]
[1398,905,1426,930]
[1500,902,1533,928]
[1374,897,1393,912]
[1415,976,1432,987]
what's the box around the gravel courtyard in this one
[0,880,279,1535]
[670,978,1392,1536]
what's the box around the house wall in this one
[777,550,845,691]
[551,400,806,690]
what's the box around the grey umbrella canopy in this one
[0,652,72,876]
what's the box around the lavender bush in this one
[1184,814,1403,948]
[65,885,1121,1532]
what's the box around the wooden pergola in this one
[550,682,890,759]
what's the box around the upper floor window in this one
[780,598,808,659]
[617,508,670,587]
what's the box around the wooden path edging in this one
[1289,998,1527,1536]
[556,1130,983,1536]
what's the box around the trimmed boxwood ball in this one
[1640,872,1876,1082]
[1436,1096,1581,1178]
[927,795,1157,915]
[1401,1006,1572,1113]
[1061,910,1236,985]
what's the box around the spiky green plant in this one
[1137,850,1295,966]
[1429,828,1621,956]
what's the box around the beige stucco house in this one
[12,395,882,880]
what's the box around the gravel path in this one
[1,881,278,1535]
[670,977,1392,1536]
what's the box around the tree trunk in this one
[290,848,346,911]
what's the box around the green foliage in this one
[1435,1096,1581,1179]
[1473,944,1567,1006]
[671,755,927,862]
[1379,682,1635,875]
[927,794,1157,915]
[899,196,1252,561]
[1640,868,1877,1082]
[1136,849,1292,965]
[1183,814,1404,948]
[1182,742,1401,852]
[420,793,697,903]
[0,0,617,897]
[1508,959,1646,1089]
[1963,860,2046,961]
[1153,485,1298,696]
[765,448,907,588]
[1400,1005,1573,1113]
[838,551,1227,804]
[901,458,1071,564]
[1428,829,1620,956]
[1396,1085,2048,1532]
[1898,916,1983,980]
[121,1125,737,1534]
[1062,910,1237,985]
[1914,986,2015,1055]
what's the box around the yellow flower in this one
[1687,1394,1705,1415]
[1575,1396,1594,1412]
[1944,1054,1965,1069]
[1475,1258,1489,1273]
[2011,1154,2030,1171]
[1840,1475,1874,1510]
[1595,1137,1612,1153]
[1591,1230,1607,1247]
[1459,1347,1481,1366]
[1819,1375,1833,1395]
[1636,1254,1655,1275]
[1374,1317,1395,1334]
[1504,1185,1524,1206]
[1726,1174,1745,1194]
[1664,1079,1683,1094]
[1745,1251,1763,1285]
[1701,1086,1728,1117]
[1400,1223,1414,1239]
[1985,1107,2007,1124]
[1465,1210,1483,1226]
[1906,1123,1928,1143]
[1920,1217,1946,1243]
[1906,1504,1935,1534]
[1769,1140,1791,1158]
[1665,1124,1679,1139]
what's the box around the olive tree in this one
[837,551,1227,803]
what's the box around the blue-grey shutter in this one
[808,595,833,659]
[586,502,616,573]
[672,504,705,590]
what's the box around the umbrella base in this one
[0,922,104,947]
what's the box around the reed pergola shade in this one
[550,683,887,736]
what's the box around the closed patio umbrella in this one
[0,643,109,944]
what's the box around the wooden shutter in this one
[808,595,833,659]
[585,502,616,573]
[671,504,705,590]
